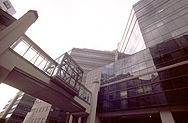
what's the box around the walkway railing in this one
[10,34,91,103]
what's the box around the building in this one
[23,99,69,123]
[118,0,188,54]
[85,0,188,122]
[0,92,69,123]
[70,48,115,85]
[0,91,36,123]
[1,0,188,122]
[0,0,16,15]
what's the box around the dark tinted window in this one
[158,42,168,54]
[165,91,181,105]
[161,80,174,90]
[175,36,188,48]
[168,67,181,77]
[158,70,170,80]
[150,46,160,58]
[179,64,188,74]
[0,15,10,24]
[152,82,163,92]
[177,89,188,103]
[172,77,187,88]
[166,39,179,52]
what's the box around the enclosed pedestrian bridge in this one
[0,10,91,116]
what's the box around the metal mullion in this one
[37,55,45,68]
[55,56,65,76]
[42,59,50,71]
[51,62,58,76]
[22,45,32,57]
[33,52,41,65]
[30,50,39,63]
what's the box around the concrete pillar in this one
[78,117,82,123]
[68,115,73,123]
[0,10,38,56]
[0,10,38,82]
[86,81,100,123]
[159,107,175,123]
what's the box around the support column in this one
[68,115,73,123]
[86,81,100,123]
[159,107,175,123]
[0,10,38,56]
[0,10,38,82]
[78,117,82,123]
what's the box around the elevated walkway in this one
[0,10,91,117]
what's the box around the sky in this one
[0,0,139,111]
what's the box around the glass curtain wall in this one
[98,34,188,112]
[118,8,146,55]
[136,0,188,48]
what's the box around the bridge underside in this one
[0,64,86,113]
[0,9,90,117]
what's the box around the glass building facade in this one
[118,0,188,55]
[135,0,188,48]
[97,0,188,117]
[98,34,188,112]
[118,8,146,54]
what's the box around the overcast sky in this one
[0,0,139,111]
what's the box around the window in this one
[120,90,127,98]
[151,29,161,39]
[41,118,45,123]
[161,80,174,90]
[34,118,38,123]
[128,97,137,108]
[152,82,163,92]
[38,118,41,122]
[177,89,188,103]
[42,107,46,112]
[31,118,34,123]
[17,96,23,101]
[3,1,11,9]
[5,113,12,118]
[172,77,187,88]
[173,17,187,28]
[165,91,180,105]
[165,21,177,32]
[11,104,18,109]
[46,106,49,111]
[36,108,38,112]
[0,15,10,25]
